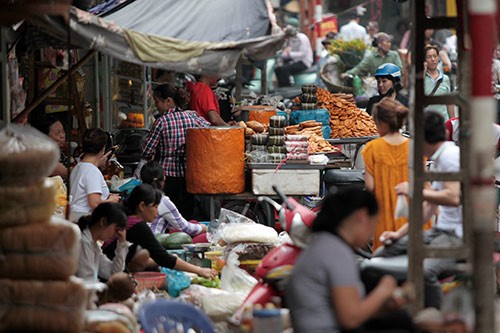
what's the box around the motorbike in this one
[230,185,317,323]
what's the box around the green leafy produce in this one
[327,38,368,70]
[192,275,220,288]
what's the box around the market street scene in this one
[1,0,499,332]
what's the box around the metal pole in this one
[314,0,322,62]
[235,58,242,100]
[143,65,148,129]
[261,61,268,95]
[407,0,427,313]
[467,0,496,331]
[144,67,152,128]
[102,54,112,132]
[94,52,101,128]
[1,27,10,123]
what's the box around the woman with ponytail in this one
[362,98,418,251]
[76,202,128,281]
[140,161,207,241]
[141,83,210,220]
[102,183,217,279]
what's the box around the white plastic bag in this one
[394,194,409,219]
[220,253,257,294]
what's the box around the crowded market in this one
[0,0,499,332]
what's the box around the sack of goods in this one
[0,124,85,333]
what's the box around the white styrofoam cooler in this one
[251,168,320,195]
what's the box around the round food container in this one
[301,84,317,94]
[300,93,318,103]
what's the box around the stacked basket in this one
[267,115,287,163]
[0,125,86,332]
[300,85,318,110]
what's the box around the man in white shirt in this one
[376,111,462,309]
[274,17,313,87]
[338,7,370,45]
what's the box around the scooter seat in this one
[323,169,365,193]
[360,255,409,281]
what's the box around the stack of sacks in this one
[0,124,86,332]
[267,115,287,163]
[285,134,310,163]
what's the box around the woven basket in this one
[134,272,167,291]
[320,62,354,94]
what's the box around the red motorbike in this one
[231,185,317,323]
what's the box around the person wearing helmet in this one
[365,63,408,115]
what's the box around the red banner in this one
[315,15,338,38]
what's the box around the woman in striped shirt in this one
[140,161,207,242]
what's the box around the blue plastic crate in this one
[290,109,329,126]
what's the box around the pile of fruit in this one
[191,276,220,288]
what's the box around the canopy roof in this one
[102,0,272,43]
[29,0,286,76]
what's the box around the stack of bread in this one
[0,124,86,332]
[267,115,287,163]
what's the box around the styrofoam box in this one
[251,169,320,195]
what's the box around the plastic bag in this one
[50,176,68,218]
[0,124,59,186]
[219,208,256,225]
[394,194,409,219]
[220,223,278,244]
[220,253,257,294]
[246,150,269,163]
[117,178,141,194]
[160,267,191,297]
[201,290,247,322]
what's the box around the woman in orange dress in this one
[361,97,410,251]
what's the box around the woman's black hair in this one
[32,115,60,136]
[153,83,188,109]
[123,183,162,215]
[424,111,446,144]
[82,128,108,154]
[312,187,378,234]
[77,202,127,231]
[140,161,165,190]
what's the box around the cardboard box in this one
[251,168,320,195]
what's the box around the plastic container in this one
[205,250,225,273]
[253,309,282,333]
[186,127,245,194]
[239,259,262,276]
[134,272,167,292]
[353,75,364,96]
